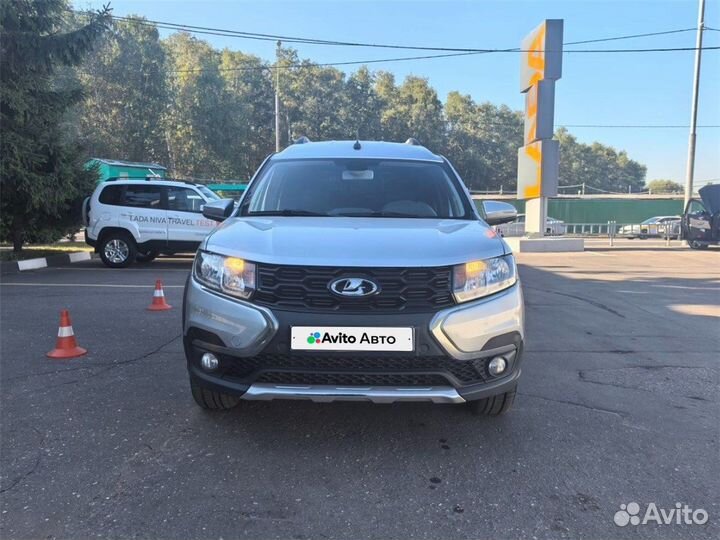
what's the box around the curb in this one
[0,251,93,275]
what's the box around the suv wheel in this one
[688,240,709,250]
[467,385,516,416]
[99,232,137,268]
[190,379,240,410]
[136,249,160,263]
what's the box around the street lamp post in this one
[684,0,706,207]
[275,40,281,152]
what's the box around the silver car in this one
[619,216,682,239]
[183,139,524,416]
[495,213,566,237]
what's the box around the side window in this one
[688,200,707,215]
[123,185,163,209]
[168,186,204,213]
[98,185,123,206]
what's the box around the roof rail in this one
[405,137,422,146]
[293,136,311,144]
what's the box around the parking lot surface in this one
[1,246,718,539]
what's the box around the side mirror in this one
[483,200,518,226]
[202,199,234,222]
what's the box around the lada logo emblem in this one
[328,277,380,297]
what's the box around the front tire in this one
[467,385,516,416]
[99,232,136,268]
[190,379,240,410]
[688,240,709,250]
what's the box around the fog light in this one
[200,352,219,371]
[488,356,507,376]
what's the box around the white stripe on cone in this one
[58,326,74,338]
[153,289,164,297]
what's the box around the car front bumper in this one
[184,276,524,403]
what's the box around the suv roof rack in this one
[405,138,422,146]
[293,136,311,144]
[104,177,200,186]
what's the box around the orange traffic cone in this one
[47,309,87,359]
[147,279,172,311]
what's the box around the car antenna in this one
[353,129,361,150]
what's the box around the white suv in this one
[84,179,224,268]
[184,140,524,415]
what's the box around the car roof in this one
[272,140,444,163]
[102,179,203,188]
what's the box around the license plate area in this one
[291,326,414,352]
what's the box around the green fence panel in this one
[474,198,683,223]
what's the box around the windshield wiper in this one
[247,209,328,217]
[333,210,435,218]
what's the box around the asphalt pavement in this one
[1,246,718,539]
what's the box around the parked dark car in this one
[682,184,720,250]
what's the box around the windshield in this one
[241,159,473,219]
[641,217,660,225]
[197,186,220,201]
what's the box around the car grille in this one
[216,353,488,387]
[253,263,455,312]
[255,372,450,387]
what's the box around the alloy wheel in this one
[104,239,129,263]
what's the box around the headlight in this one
[452,255,516,303]
[194,250,256,299]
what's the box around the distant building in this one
[205,182,247,200]
[85,158,167,182]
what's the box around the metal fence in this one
[564,221,681,238]
[496,221,682,239]
[564,223,613,236]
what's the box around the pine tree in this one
[0,0,110,251]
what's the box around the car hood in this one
[205,217,508,267]
[699,184,720,215]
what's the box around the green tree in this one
[647,179,683,194]
[278,48,349,143]
[163,32,227,178]
[76,16,168,164]
[472,102,523,190]
[0,0,110,251]
[444,91,486,189]
[444,93,523,190]
[218,49,275,179]
[556,128,646,193]
[19,16,650,198]
[340,67,383,140]
[377,74,445,149]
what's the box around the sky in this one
[75,0,720,187]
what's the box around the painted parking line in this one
[48,266,191,272]
[650,284,720,291]
[0,283,185,288]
